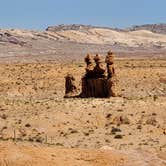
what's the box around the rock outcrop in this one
[81,77,108,98]
[84,54,94,78]
[93,54,106,78]
[105,51,117,97]
[64,74,77,98]
[129,23,166,34]
[65,51,117,98]
[0,32,26,46]
[81,53,108,98]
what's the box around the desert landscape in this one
[0,24,166,165]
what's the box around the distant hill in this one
[46,24,120,32]
[46,23,166,34]
[0,23,166,62]
[45,23,166,50]
[128,23,166,34]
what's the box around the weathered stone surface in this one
[64,74,77,98]
[80,51,118,98]
[0,32,26,46]
[107,64,115,78]
[81,78,108,98]
[105,51,117,97]
[107,77,117,97]
[84,54,94,78]
[65,51,118,98]
[105,51,114,65]
[105,51,116,78]
[93,54,106,78]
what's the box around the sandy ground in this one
[0,141,166,166]
[0,58,165,165]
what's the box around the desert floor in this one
[0,58,165,165]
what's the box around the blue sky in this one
[0,0,166,30]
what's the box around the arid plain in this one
[0,24,166,165]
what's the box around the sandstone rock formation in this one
[80,51,117,98]
[64,74,77,98]
[81,54,107,98]
[64,51,117,98]
[84,54,94,78]
[93,54,106,78]
[81,77,108,98]
[105,51,117,97]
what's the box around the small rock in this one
[111,127,121,134]
[146,117,157,126]
[1,114,7,120]
[83,132,89,136]
[70,129,78,134]
[106,113,112,119]
[137,125,142,129]
[112,115,130,125]
[25,123,31,128]
[153,95,158,101]
[114,134,123,139]
[117,109,123,112]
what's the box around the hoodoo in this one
[64,51,117,98]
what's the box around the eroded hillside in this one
[0,24,166,62]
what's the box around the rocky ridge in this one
[128,23,166,34]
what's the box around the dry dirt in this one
[0,57,165,165]
[0,141,166,166]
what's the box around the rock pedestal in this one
[107,77,117,97]
[105,51,117,97]
[64,74,77,98]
